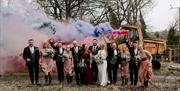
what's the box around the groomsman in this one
[107,42,121,85]
[50,40,65,83]
[89,39,100,83]
[71,41,83,85]
[125,39,139,86]
[23,39,40,85]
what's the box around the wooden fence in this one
[166,45,180,63]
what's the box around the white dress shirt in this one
[75,47,78,53]
[59,48,63,54]
[29,46,34,54]
[134,48,138,55]
[114,49,118,56]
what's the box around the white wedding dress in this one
[97,49,109,86]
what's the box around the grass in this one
[154,62,180,76]
[0,62,180,91]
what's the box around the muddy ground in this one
[0,62,180,91]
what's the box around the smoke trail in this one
[0,0,113,74]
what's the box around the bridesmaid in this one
[119,44,130,85]
[63,45,74,84]
[82,45,93,85]
[40,42,55,85]
[138,45,153,88]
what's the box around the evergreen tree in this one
[155,32,160,38]
[167,26,179,45]
[139,10,148,38]
[108,6,118,29]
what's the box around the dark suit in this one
[106,43,121,84]
[89,45,100,82]
[23,46,40,84]
[125,41,139,85]
[50,43,65,83]
[71,46,83,85]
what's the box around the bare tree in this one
[37,0,86,20]
[37,0,154,28]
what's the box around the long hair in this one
[119,43,129,54]
[42,42,50,49]
[100,43,107,55]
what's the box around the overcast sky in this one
[145,0,180,32]
[1,0,179,32]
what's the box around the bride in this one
[95,44,109,86]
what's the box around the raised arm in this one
[50,42,57,49]
[125,40,131,50]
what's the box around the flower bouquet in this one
[134,55,142,64]
[78,62,87,68]
[125,56,130,62]
[121,55,130,62]
[94,54,104,64]
[44,48,54,58]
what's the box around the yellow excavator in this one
[118,24,166,70]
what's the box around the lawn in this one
[0,62,180,91]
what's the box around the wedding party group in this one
[23,37,153,88]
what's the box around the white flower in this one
[135,55,141,62]
[122,55,130,62]
[125,55,130,62]
[44,48,54,57]
[94,55,104,64]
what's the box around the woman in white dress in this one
[95,44,109,86]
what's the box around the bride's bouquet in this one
[94,55,104,64]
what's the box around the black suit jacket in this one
[125,41,136,58]
[50,42,64,61]
[89,45,100,55]
[106,43,121,65]
[23,46,40,66]
[71,46,82,65]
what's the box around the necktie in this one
[93,46,96,52]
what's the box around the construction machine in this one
[118,24,167,70]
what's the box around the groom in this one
[89,39,100,83]
[23,39,40,85]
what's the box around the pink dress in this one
[120,53,129,78]
[64,51,74,76]
[138,52,153,81]
[40,48,56,75]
